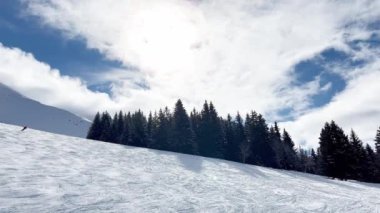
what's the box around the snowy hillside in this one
[0,123,379,212]
[0,83,90,137]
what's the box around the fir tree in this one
[87,112,102,140]
[146,112,154,148]
[172,100,197,154]
[198,101,225,159]
[348,130,367,180]
[233,113,249,163]
[375,126,380,154]
[319,121,351,180]
[364,144,378,183]
[151,109,171,150]
[269,122,283,168]
[245,112,276,167]
[129,110,148,148]
[282,129,297,170]
[99,112,113,142]
[120,113,131,145]
[114,111,125,143]
[224,114,236,161]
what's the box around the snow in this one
[0,83,90,138]
[0,122,379,212]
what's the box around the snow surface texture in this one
[0,123,379,212]
[0,83,90,138]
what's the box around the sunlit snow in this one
[0,123,379,212]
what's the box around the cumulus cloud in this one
[282,68,380,148]
[0,43,120,119]
[3,0,379,146]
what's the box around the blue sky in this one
[0,0,379,147]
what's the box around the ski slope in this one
[0,83,90,138]
[0,123,379,212]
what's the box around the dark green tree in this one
[87,112,102,140]
[348,130,367,180]
[245,111,276,167]
[129,110,148,147]
[319,121,351,180]
[151,109,171,150]
[375,126,380,154]
[172,100,197,154]
[120,113,131,145]
[99,112,113,142]
[197,101,225,158]
[282,129,297,170]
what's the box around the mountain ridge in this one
[0,83,90,137]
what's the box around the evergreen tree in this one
[172,100,197,154]
[319,121,351,180]
[99,112,113,142]
[233,113,249,163]
[282,129,297,170]
[87,112,102,140]
[245,112,276,167]
[363,144,378,183]
[129,110,148,147]
[375,126,380,154]
[375,127,380,183]
[310,148,319,174]
[198,101,225,158]
[146,112,154,148]
[120,113,131,145]
[269,122,283,168]
[224,114,234,160]
[114,111,125,143]
[108,113,118,143]
[348,130,367,180]
[151,109,171,150]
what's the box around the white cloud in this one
[0,43,120,119]
[3,0,379,146]
[282,67,380,148]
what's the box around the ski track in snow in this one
[0,123,379,212]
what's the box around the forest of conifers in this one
[87,100,380,183]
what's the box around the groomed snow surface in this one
[0,123,379,212]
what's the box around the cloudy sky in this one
[0,0,379,147]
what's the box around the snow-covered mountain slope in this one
[0,83,90,137]
[0,123,379,212]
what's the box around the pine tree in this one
[319,121,351,180]
[172,100,197,154]
[151,109,171,150]
[198,101,224,159]
[224,114,235,161]
[310,148,319,174]
[234,113,249,163]
[99,112,113,142]
[120,113,131,145]
[114,111,125,143]
[364,144,378,183]
[348,130,367,180]
[129,110,148,148]
[375,126,380,154]
[108,113,118,143]
[269,122,283,168]
[245,112,276,167]
[146,112,154,148]
[87,112,102,140]
[374,127,380,183]
[282,129,297,170]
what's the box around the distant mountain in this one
[0,83,90,137]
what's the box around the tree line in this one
[87,99,380,183]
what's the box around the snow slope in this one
[0,123,379,212]
[0,83,90,137]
